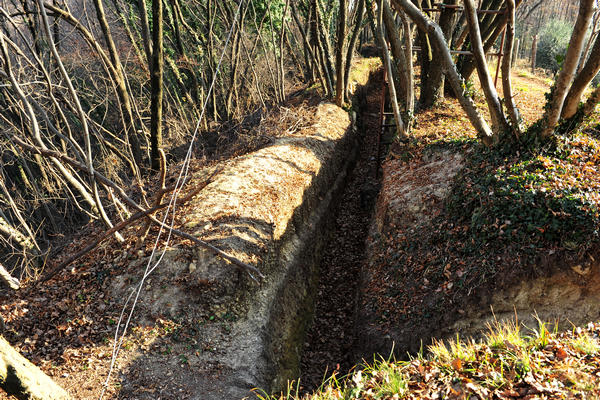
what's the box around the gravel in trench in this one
[298,70,384,393]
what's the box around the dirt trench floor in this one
[298,71,384,393]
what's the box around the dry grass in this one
[260,320,600,400]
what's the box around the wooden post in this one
[494,27,506,87]
[531,34,538,72]
[513,38,520,68]
[377,67,387,179]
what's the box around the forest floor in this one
[0,84,328,399]
[298,69,384,393]
[361,63,600,355]
[294,62,555,393]
[269,64,600,398]
[2,60,600,400]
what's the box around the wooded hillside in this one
[2,0,600,398]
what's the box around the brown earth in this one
[354,66,600,362]
[3,59,590,400]
[298,69,384,393]
[0,59,378,400]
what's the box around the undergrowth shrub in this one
[536,19,573,74]
[446,132,600,257]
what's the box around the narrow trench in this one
[298,70,385,392]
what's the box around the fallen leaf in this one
[556,347,568,361]
[451,358,462,370]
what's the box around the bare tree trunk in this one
[279,0,291,99]
[512,38,520,67]
[52,0,59,49]
[111,0,147,70]
[478,0,504,43]
[45,2,143,175]
[291,2,325,87]
[335,0,347,106]
[266,1,283,102]
[377,0,405,139]
[540,0,595,138]
[207,0,219,120]
[562,33,600,120]
[137,0,153,67]
[0,172,40,256]
[1,19,120,240]
[420,0,457,107]
[226,4,245,117]
[150,0,164,170]
[315,0,335,83]
[414,9,434,108]
[283,24,305,79]
[578,16,599,74]
[0,336,70,399]
[5,143,57,232]
[91,0,143,173]
[7,134,262,280]
[0,213,38,263]
[518,0,544,21]
[382,0,407,101]
[167,0,184,55]
[239,31,267,108]
[530,33,537,72]
[0,71,96,213]
[0,263,20,290]
[464,0,509,135]
[460,3,523,82]
[250,0,283,101]
[435,0,458,93]
[311,0,334,95]
[343,0,365,100]
[501,0,521,134]
[391,0,494,145]
[578,80,600,120]
[453,16,469,51]
[400,10,414,123]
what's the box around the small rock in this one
[184,220,199,229]
[189,262,197,274]
[571,264,591,276]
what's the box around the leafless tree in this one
[0,0,317,278]
[389,0,600,144]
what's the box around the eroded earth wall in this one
[356,148,600,361]
[113,102,360,399]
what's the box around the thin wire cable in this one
[99,1,245,397]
